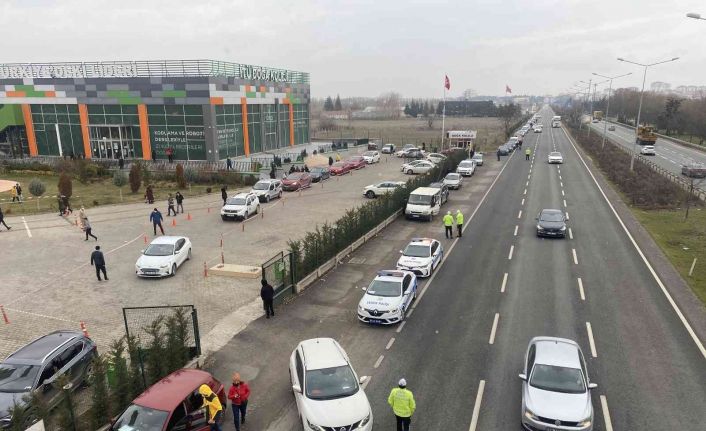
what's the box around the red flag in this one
[505,84,512,94]
[444,75,450,90]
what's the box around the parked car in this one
[366,142,378,151]
[682,163,706,178]
[443,172,463,189]
[471,152,484,166]
[282,172,313,191]
[608,125,616,131]
[533,125,543,133]
[136,236,192,277]
[361,151,381,164]
[345,156,368,170]
[509,136,520,147]
[428,182,449,205]
[520,337,596,431]
[456,159,476,176]
[358,270,417,324]
[640,145,656,156]
[111,369,227,431]
[309,166,330,182]
[289,338,373,430]
[221,192,260,220]
[497,146,510,156]
[329,161,350,176]
[363,181,406,198]
[396,144,417,157]
[381,143,396,154]
[536,209,567,238]
[0,331,97,429]
[396,238,443,278]
[426,153,447,164]
[401,159,435,175]
[547,152,564,164]
[250,179,283,202]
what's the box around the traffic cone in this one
[172,218,177,227]
[80,321,89,338]
[143,234,148,244]
[187,213,192,221]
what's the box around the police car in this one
[357,270,417,325]
[396,238,443,277]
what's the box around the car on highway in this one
[428,182,449,205]
[0,331,97,429]
[363,181,406,198]
[221,192,260,220]
[497,145,510,156]
[396,144,417,157]
[110,369,227,431]
[401,159,434,174]
[282,172,313,191]
[533,125,543,133]
[682,163,706,178]
[329,161,352,176]
[457,159,476,176]
[136,236,192,277]
[472,152,484,166]
[362,150,381,164]
[548,152,564,164]
[639,145,656,156]
[608,125,616,131]
[289,338,373,430]
[536,209,567,238]
[344,156,368,170]
[519,337,596,431]
[443,172,463,189]
[309,166,330,182]
[358,270,417,324]
[426,152,447,164]
[509,136,520,147]
[250,179,283,202]
[396,238,443,277]
[381,143,396,154]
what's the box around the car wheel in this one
[366,190,376,198]
[221,216,227,221]
[255,205,260,214]
[82,362,94,387]
[187,248,192,260]
[407,169,414,175]
[266,195,270,203]
[278,191,282,198]
[400,307,407,321]
[171,263,177,276]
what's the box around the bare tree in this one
[683,176,705,221]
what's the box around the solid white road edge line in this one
[562,126,706,360]
[22,217,32,238]
[373,355,384,369]
[385,337,395,350]
[468,380,486,431]
[572,248,578,265]
[578,278,586,301]
[508,245,514,260]
[489,313,500,344]
[586,322,598,357]
[600,395,614,431]
[501,273,508,293]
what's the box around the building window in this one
[278,103,290,148]
[30,104,83,157]
[247,104,261,154]
[147,105,206,160]
[86,105,143,159]
[293,103,309,146]
[215,104,244,158]
[262,104,278,151]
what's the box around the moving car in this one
[289,338,373,430]
[282,172,313,191]
[363,181,405,198]
[111,369,227,431]
[534,125,543,133]
[443,172,463,189]
[682,163,706,178]
[547,152,564,164]
[329,161,352,176]
[428,182,449,205]
[401,159,434,174]
[358,270,417,324]
[396,144,417,157]
[309,166,330,182]
[426,153,447,164]
[381,143,396,154]
[396,238,443,277]
[640,145,656,156]
[362,150,380,164]
[345,156,367,170]
[471,152,484,166]
[136,236,192,277]
[250,179,282,202]
[221,192,260,220]
[520,337,596,431]
[405,187,443,220]
[457,159,476,176]
[536,209,567,238]
[0,331,97,429]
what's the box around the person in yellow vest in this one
[388,378,416,431]
[525,147,531,160]
[442,211,454,239]
[455,209,464,238]
[199,384,224,431]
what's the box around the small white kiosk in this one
[445,130,477,151]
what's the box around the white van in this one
[405,187,443,221]
[552,115,561,128]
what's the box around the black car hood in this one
[0,390,29,418]
[539,220,565,229]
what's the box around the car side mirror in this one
[588,382,598,389]
[518,373,527,381]
[362,286,367,291]
[292,384,302,393]
[399,250,403,254]
[359,376,368,384]
[175,250,180,255]
[140,249,145,254]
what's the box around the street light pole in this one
[593,72,632,148]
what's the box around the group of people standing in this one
[442,210,464,239]
[10,183,22,203]
[197,373,251,431]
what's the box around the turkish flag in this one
[506,85,512,94]
[445,75,450,90]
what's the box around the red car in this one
[329,161,352,176]
[281,172,313,191]
[110,369,226,431]
[344,156,367,170]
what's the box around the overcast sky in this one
[1,0,704,98]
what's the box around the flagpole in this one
[441,81,446,151]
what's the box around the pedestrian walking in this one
[145,185,155,204]
[525,147,531,160]
[470,149,475,159]
[443,211,454,239]
[199,384,224,431]
[167,193,176,216]
[422,142,426,151]
[175,191,184,213]
[518,138,523,148]
[166,147,174,163]
[221,186,228,206]
[328,156,334,166]
[150,208,165,235]
[10,184,18,202]
[83,217,98,241]
[0,207,10,231]
[455,209,464,238]
[388,378,416,431]
[90,245,108,281]
[228,372,251,431]
[260,279,275,318]
[78,206,88,229]
[15,183,23,203]
[226,157,233,171]
[118,157,125,169]
[496,148,501,161]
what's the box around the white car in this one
[548,152,564,164]
[396,144,417,157]
[401,159,434,174]
[509,136,520,146]
[250,179,282,202]
[221,192,260,221]
[426,153,447,164]
[443,172,463,189]
[396,238,443,278]
[534,126,543,133]
[640,145,656,156]
[289,338,373,430]
[358,270,418,324]
[362,150,380,164]
[456,159,476,176]
[135,236,192,277]
[363,181,405,198]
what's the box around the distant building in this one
[651,81,671,93]
[436,100,496,117]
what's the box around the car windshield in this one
[367,279,402,297]
[252,182,270,190]
[286,173,303,180]
[550,152,561,157]
[226,197,247,205]
[472,154,482,159]
[112,404,169,431]
[144,243,174,256]
[530,364,586,394]
[459,161,474,167]
[363,151,376,156]
[540,212,564,222]
[350,157,363,161]
[403,244,431,258]
[311,167,326,173]
[408,194,432,205]
[0,363,39,392]
[305,365,359,400]
[445,174,460,180]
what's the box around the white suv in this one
[221,192,260,221]
[290,338,373,431]
[251,179,282,202]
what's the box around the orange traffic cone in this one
[172,218,177,227]
[187,213,192,221]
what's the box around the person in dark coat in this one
[61,195,73,214]
[260,279,275,318]
[150,208,165,235]
[496,148,501,161]
[90,245,108,281]
[288,165,295,174]
[167,193,176,216]
[175,192,184,214]
[83,217,98,241]
[118,157,125,169]
[0,207,10,231]
[328,156,334,166]
[145,185,155,204]
[221,186,228,206]
[226,157,233,171]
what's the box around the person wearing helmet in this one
[388,378,416,431]
[199,384,224,431]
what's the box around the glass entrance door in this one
[89,125,135,159]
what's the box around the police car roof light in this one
[377,270,404,277]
